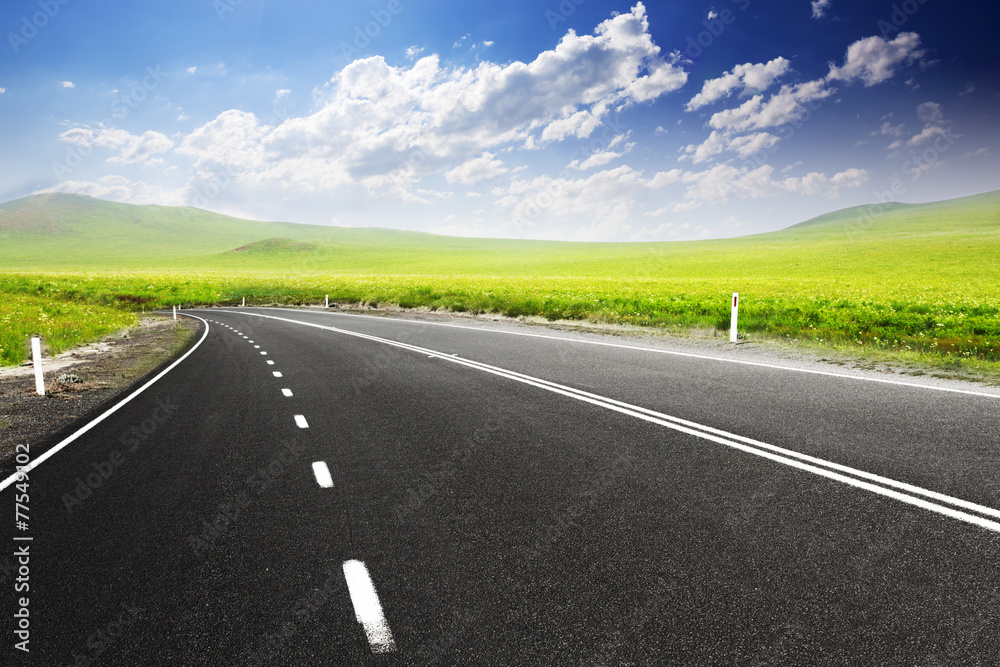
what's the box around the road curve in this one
[3,307,999,665]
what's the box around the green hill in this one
[1,190,998,281]
[0,189,997,370]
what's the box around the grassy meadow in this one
[1,191,997,375]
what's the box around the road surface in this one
[3,307,999,665]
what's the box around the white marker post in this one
[325,294,329,309]
[242,296,245,307]
[31,336,45,396]
[730,292,739,343]
[172,305,176,320]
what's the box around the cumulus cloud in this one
[891,101,958,150]
[827,32,924,86]
[811,0,832,19]
[58,127,174,164]
[696,32,922,158]
[686,57,791,110]
[176,109,271,169]
[36,175,184,205]
[708,79,834,133]
[61,81,75,88]
[568,139,635,170]
[445,152,509,184]
[171,3,685,200]
[681,163,868,204]
[492,165,680,228]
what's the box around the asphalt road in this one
[3,306,1000,665]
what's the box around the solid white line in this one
[343,560,395,653]
[312,461,334,488]
[273,371,283,377]
[282,388,293,397]
[294,414,309,428]
[0,314,210,492]
[287,309,1000,400]
[219,309,1000,533]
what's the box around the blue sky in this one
[1,0,997,240]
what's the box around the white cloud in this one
[58,127,174,164]
[186,66,198,74]
[811,0,832,19]
[873,120,903,136]
[176,109,270,169]
[686,57,791,110]
[174,3,686,200]
[726,132,779,158]
[445,152,509,184]
[703,34,919,137]
[827,32,924,86]
[708,79,834,133]
[405,46,423,59]
[568,141,635,170]
[36,175,184,205]
[61,81,75,88]
[654,125,667,135]
[707,10,718,20]
[275,88,291,101]
[894,101,957,149]
[916,101,942,125]
[0,87,6,94]
[680,163,868,204]
[959,82,975,97]
[963,147,988,158]
[679,130,727,163]
[492,165,681,233]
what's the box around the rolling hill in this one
[0,190,998,280]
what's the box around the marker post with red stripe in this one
[730,292,739,343]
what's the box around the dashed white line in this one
[281,388,293,397]
[273,371,283,377]
[254,345,261,349]
[260,351,268,355]
[294,414,309,428]
[343,560,395,654]
[312,461,334,488]
[223,309,1000,533]
[267,360,275,365]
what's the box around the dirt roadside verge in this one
[0,315,201,468]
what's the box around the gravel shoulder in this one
[0,315,201,467]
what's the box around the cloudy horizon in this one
[1,1,997,241]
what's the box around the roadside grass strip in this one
[221,310,1000,534]
[0,314,210,491]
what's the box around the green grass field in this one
[1,191,997,373]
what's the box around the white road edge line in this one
[0,313,210,492]
[270,307,1000,400]
[219,309,1000,533]
[294,414,309,428]
[312,461,334,488]
[343,560,396,654]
